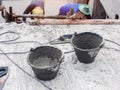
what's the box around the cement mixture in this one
[32,56,58,68]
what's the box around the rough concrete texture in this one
[0,23,120,90]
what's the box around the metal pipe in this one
[13,14,69,19]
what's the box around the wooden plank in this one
[92,0,106,19]
[14,15,68,19]
[28,19,120,25]
[9,7,13,22]
[13,14,120,24]
[76,0,89,4]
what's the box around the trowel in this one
[0,67,8,90]
[50,34,73,45]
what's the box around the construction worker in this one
[23,0,45,22]
[58,3,92,19]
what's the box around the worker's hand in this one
[70,11,87,20]
[67,8,74,16]
[0,5,5,11]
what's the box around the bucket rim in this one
[71,32,105,51]
[27,45,64,69]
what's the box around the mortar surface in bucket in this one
[27,46,63,80]
[32,56,58,68]
[72,32,104,50]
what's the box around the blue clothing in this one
[59,3,80,15]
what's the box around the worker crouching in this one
[59,3,92,19]
[23,0,45,22]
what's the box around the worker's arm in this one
[23,5,36,14]
[0,5,5,11]
[23,4,36,22]
[0,5,6,18]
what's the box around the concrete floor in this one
[0,23,120,90]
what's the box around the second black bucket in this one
[71,32,104,64]
[27,46,64,80]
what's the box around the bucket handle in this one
[51,55,64,70]
[48,56,64,71]
[73,32,78,36]
[59,55,64,64]
[99,42,105,49]
[30,48,34,52]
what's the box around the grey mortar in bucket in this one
[27,46,64,80]
[71,32,104,64]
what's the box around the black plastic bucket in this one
[27,46,64,80]
[71,32,104,64]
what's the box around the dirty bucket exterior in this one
[27,46,64,80]
[71,32,104,64]
[31,64,59,80]
[74,47,100,63]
